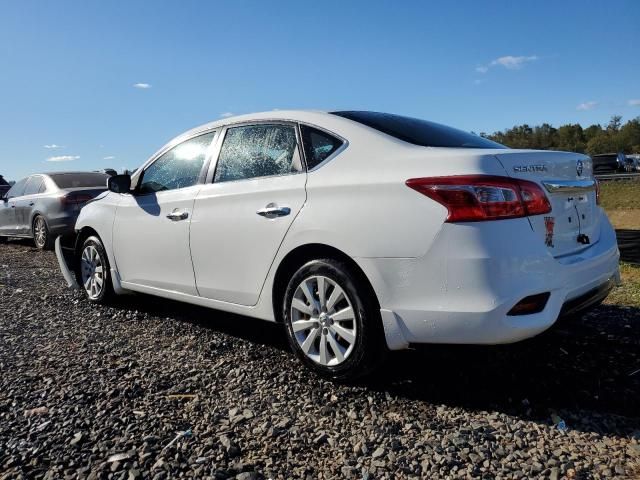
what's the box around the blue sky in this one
[1,0,638,181]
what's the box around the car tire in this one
[76,235,114,304]
[32,215,53,250]
[283,258,386,381]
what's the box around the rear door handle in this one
[256,204,291,219]
[166,210,189,221]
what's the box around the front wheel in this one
[283,259,386,381]
[76,235,114,304]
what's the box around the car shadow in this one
[111,291,639,436]
[113,292,289,351]
[368,303,640,435]
[616,229,640,265]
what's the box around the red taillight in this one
[405,175,552,222]
[61,193,94,206]
[595,179,601,205]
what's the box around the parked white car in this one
[56,111,620,379]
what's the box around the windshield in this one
[332,111,505,149]
[50,173,109,189]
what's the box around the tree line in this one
[481,116,640,155]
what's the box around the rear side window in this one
[331,111,505,149]
[300,125,344,169]
[51,173,110,188]
[138,132,216,194]
[214,124,301,183]
[23,176,44,195]
[6,178,27,198]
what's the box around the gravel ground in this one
[1,240,639,479]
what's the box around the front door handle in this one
[256,203,291,219]
[166,210,189,221]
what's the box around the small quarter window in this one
[139,132,216,194]
[300,125,344,169]
[214,124,301,183]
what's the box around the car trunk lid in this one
[61,187,107,210]
[495,150,599,258]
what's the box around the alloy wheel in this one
[34,217,47,248]
[80,245,104,300]
[290,275,357,366]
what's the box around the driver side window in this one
[138,131,216,194]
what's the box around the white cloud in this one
[103,156,115,160]
[133,83,151,89]
[491,55,538,69]
[476,55,538,74]
[629,99,640,106]
[220,112,234,118]
[46,155,80,162]
[576,101,598,111]
[44,144,63,149]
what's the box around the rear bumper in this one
[46,212,79,236]
[559,277,616,317]
[357,213,620,349]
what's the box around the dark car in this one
[0,175,11,198]
[0,172,109,249]
[591,153,624,174]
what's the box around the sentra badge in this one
[514,165,548,173]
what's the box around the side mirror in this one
[107,174,131,194]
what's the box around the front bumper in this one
[357,213,620,349]
[55,235,79,289]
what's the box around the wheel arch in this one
[30,211,47,232]
[271,243,380,323]
[74,226,101,257]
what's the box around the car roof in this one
[177,110,333,137]
[39,171,110,176]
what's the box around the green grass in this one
[598,180,640,308]
[605,262,640,307]
[599,180,640,211]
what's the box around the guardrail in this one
[595,173,640,181]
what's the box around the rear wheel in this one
[283,259,386,381]
[33,215,53,250]
[76,235,114,304]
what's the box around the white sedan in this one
[55,110,620,380]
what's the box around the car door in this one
[0,178,27,236]
[112,131,218,295]
[15,175,44,235]
[190,122,307,306]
